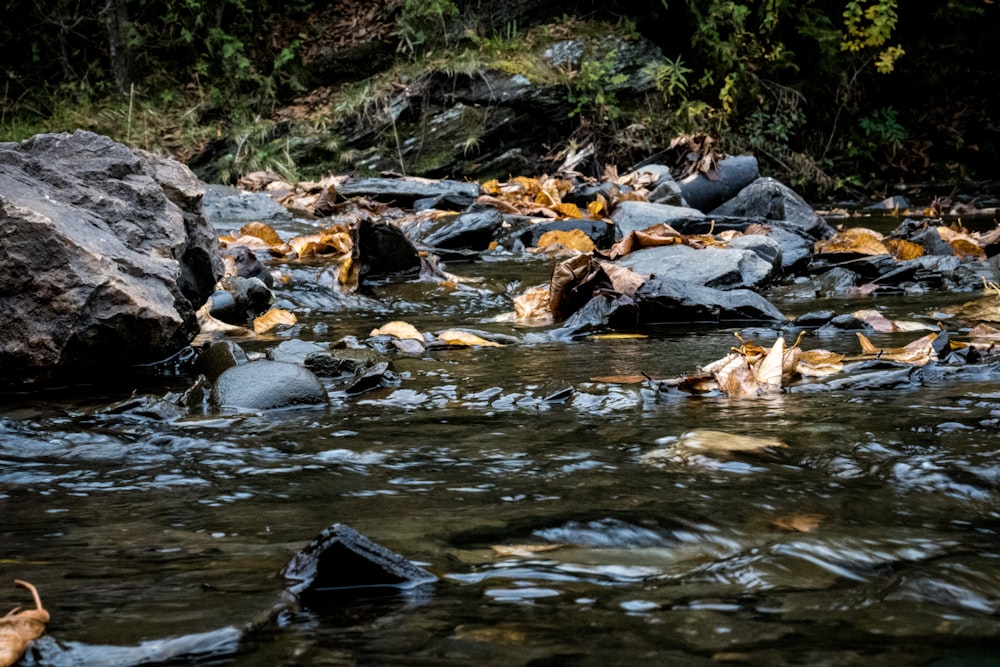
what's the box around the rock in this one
[610,201,706,239]
[202,183,291,223]
[501,217,616,251]
[0,130,222,386]
[334,176,480,210]
[811,254,896,282]
[679,155,760,213]
[563,181,628,207]
[354,219,422,282]
[305,348,389,377]
[792,310,836,328]
[726,234,784,269]
[628,164,686,206]
[405,204,504,251]
[635,277,785,324]
[195,341,248,381]
[211,360,328,410]
[222,245,273,287]
[269,339,328,365]
[549,293,639,339]
[281,522,436,606]
[617,244,777,290]
[710,176,835,240]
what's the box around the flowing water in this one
[3,214,1000,666]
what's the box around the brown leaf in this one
[252,308,297,335]
[435,330,503,347]
[513,285,553,326]
[590,374,650,384]
[772,514,824,533]
[753,336,784,390]
[949,238,986,259]
[641,429,786,465]
[852,309,898,333]
[370,321,424,341]
[238,221,283,247]
[967,323,1000,339]
[795,349,844,377]
[884,238,924,261]
[596,261,650,297]
[607,223,683,260]
[1,580,49,667]
[856,332,938,365]
[491,544,568,558]
[814,227,890,256]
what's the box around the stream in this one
[2,210,1000,666]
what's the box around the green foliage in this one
[841,0,904,72]
[396,0,459,54]
[652,56,693,101]
[566,52,628,121]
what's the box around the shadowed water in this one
[3,223,1000,665]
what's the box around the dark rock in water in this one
[207,275,273,325]
[196,341,248,381]
[810,254,896,282]
[344,361,400,396]
[0,130,222,386]
[813,267,861,294]
[635,277,785,323]
[818,314,873,332]
[617,244,777,290]
[710,176,835,240]
[269,339,328,365]
[211,360,328,410]
[563,181,628,207]
[202,183,291,223]
[792,310,836,328]
[305,348,389,377]
[354,219,422,281]
[222,245,274,287]
[281,523,436,604]
[549,293,639,339]
[335,177,480,210]
[30,628,244,667]
[679,155,760,213]
[610,201,705,239]
[406,204,504,251]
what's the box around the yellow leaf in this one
[0,580,49,667]
[435,330,503,347]
[553,202,584,219]
[814,227,889,256]
[885,238,924,261]
[481,179,501,195]
[370,321,424,341]
[795,349,844,377]
[852,309,897,333]
[587,196,607,219]
[641,429,786,465]
[238,221,283,247]
[535,229,596,254]
[253,308,297,334]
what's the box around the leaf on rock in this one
[753,335,784,390]
[238,221,283,247]
[852,309,898,333]
[435,330,503,347]
[587,197,607,219]
[553,202,584,219]
[534,229,596,254]
[948,238,986,259]
[370,321,424,341]
[884,238,924,261]
[607,223,684,259]
[795,349,844,377]
[252,308,297,334]
[1,580,50,667]
[596,261,650,297]
[814,227,889,256]
[856,332,938,365]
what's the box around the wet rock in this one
[221,245,274,287]
[354,219,422,281]
[305,348,387,377]
[211,360,329,410]
[617,244,777,290]
[635,277,785,324]
[610,201,706,239]
[405,204,504,251]
[334,177,480,210]
[710,176,835,240]
[679,155,760,213]
[202,183,291,223]
[811,254,896,282]
[813,267,861,294]
[0,130,222,386]
[195,341,249,381]
[562,181,628,207]
[219,276,275,320]
[344,361,400,396]
[30,628,244,667]
[269,339,328,365]
[549,293,639,339]
[792,310,836,328]
[281,522,436,605]
[817,314,874,333]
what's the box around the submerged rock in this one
[0,130,222,386]
[211,360,328,410]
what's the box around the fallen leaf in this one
[252,308,297,334]
[534,229,596,254]
[370,321,424,341]
[795,349,844,377]
[641,429,786,465]
[587,333,649,340]
[238,221,283,247]
[596,261,650,297]
[512,285,553,326]
[772,514,825,532]
[814,227,889,256]
[884,238,924,261]
[1,580,50,667]
[491,544,568,557]
[856,332,938,365]
[753,336,784,390]
[852,309,897,333]
[968,323,1000,339]
[435,330,503,347]
[590,374,650,383]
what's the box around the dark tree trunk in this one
[102,0,131,94]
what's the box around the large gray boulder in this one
[710,177,835,240]
[616,243,779,290]
[610,201,705,240]
[0,130,222,386]
[678,155,760,213]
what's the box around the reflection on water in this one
[3,250,1000,666]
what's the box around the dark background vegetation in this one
[1,0,997,198]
